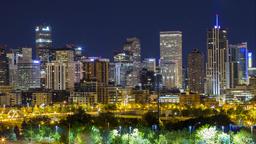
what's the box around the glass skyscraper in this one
[229,42,249,87]
[35,25,52,87]
[206,15,229,96]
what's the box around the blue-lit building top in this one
[229,42,249,87]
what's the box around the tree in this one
[143,111,158,127]
[233,130,255,144]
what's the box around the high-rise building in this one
[143,58,156,72]
[160,31,182,89]
[0,46,9,86]
[82,57,109,84]
[206,15,229,96]
[6,49,22,87]
[113,62,133,87]
[81,57,109,103]
[111,52,133,87]
[35,25,52,60]
[139,68,155,90]
[248,52,256,76]
[123,37,141,87]
[74,61,83,84]
[46,61,75,90]
[229,42,249,87]
[188,49,205,93]
[35,25,52,88]
[16,48,40,90]
[46,48,75,90]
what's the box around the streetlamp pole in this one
[157,74,160,128]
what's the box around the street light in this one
[1,137,5,142]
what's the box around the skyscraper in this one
[229,42,249,87]
[123,37,141,87]
[82,57,109,103]
[46,62,75,90]
[206,15,229,96]
[46,48,75,90]
[0,45,9,86]
[35,25,52,59]
[188,49,205,93]
[160,31,182,89]
[82,57,109,84]
[111,52,133,87]
[35,25,52,87]
[17,48,40,90]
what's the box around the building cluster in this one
[0,15,255,107]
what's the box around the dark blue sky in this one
[0,0,255,64]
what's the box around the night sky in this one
[0,0,255,65]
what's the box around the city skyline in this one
[0,0,255,65]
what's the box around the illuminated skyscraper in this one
[17,48,40,90]
[46,48,75,90]
[229,42,249,87]
[206,15,229,96]
[123,37,141,87]
[35,25,52,87]
[0,46,9,86]
[160,31,182,89]
[188,49,205,93]
[35,25,52,59]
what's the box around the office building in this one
[188,49,205,93]
[46,61,75,90]
[113,62,133,87]
[123,37,141,87]
[0,46,9,86]
[82,57,109,84]
[35,25,52,87]
[16,48,41,90]
[206,15,229,96]
[139,68,155,90]
[229,42,249,87]
[160,31,182,89]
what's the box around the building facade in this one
[0,46,9,86]
[160,31,182,89]
[123,37,141,87]
[229,42,249,87]
[188,49,205,93]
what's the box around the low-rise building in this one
[179,92,200,106]
[32,92,52,106]
[69,91,97,105]
[0,92,21,106]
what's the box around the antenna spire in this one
[214,14,220,29]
